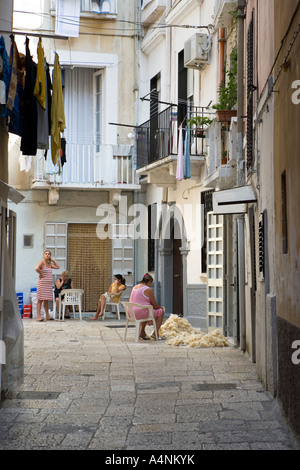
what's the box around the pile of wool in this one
[159,314,228,348]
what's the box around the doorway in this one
[173,236,183,315]
[67,223,111,311]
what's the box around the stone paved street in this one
[0,316,299,452]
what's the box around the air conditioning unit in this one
[184,33,212,70]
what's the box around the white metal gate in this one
[207,212,224,332]
[111,224,134,303]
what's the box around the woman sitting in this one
[129,273,165,340]
[54,271,74,319]
[90,274,126,320]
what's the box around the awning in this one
[0,180,24,204]
[213,185,257,214]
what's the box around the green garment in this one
[51,53,66,167]
[33,38,46,110]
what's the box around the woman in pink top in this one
[129,273,165,340]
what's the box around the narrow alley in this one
[0,317,298,452]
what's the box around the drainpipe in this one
[219,28,225,87]
[237,0,246,351]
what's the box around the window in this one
[258,213,265,280]
[23,234,34,248]
[148,204,157,272]
[281,171,288,254]
[178,50,187,126]
[246,11,254,170]
[81,0,116,14]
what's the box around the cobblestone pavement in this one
[0,316,299,452]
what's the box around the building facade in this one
[8,0,140,312]
[4,0,300,438]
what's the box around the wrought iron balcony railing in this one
[136,105,211,170]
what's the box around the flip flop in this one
[139,335,150,340]
[36,319,44,322]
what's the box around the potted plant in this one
[221,150,228,165]
[187,116,213,138]
[213,47,238,123]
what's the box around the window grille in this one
[258,213,265,280]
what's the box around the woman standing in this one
[90,274,126,320]
[35,250,60,321]
[129,273,165,340]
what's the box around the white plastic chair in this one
[121,301,158,343]
[58,289,84,321]
[102,291,124,321]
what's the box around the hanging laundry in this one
[33,38,46,110]
[60,137,67,167]
[55,0,80,37]
[21,38,37,156]
[6,37,17,111]
[176,124,184,181]
[0,79,5,104]
[37,60,51,150]
[0,36,10,118]
[51,53,66,170]
[18,155,32,173]
[7,36,25,137]
[184,123,191,179]
[46,62,52,136]
[0,55,5,103]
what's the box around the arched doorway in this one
[158,207,186,316]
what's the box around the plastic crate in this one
[23,305,31,319]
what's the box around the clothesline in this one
[0,30,68,41]
[0,34,66,174]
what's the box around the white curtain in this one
[64,67,95,145]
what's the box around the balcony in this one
[202,118,237,191]
[141,0,166,27]
[136,106,208,186]
[32,142,139,191]
[215,0,237,28]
